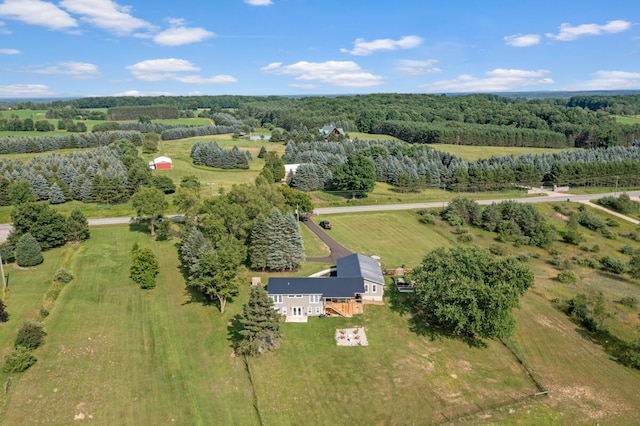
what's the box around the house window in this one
[307,306,313,314]
[364,284,369,293]
[315,306,322,314]
[372,284,377,293]
[288,294,303,298]
[271,295,283,304]
[281,307,287,315]
[309,294,320,303]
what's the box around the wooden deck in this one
[325,300,363,317]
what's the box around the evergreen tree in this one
[48,183,65,204]
[0,177,11,206]
[257,145,267,159]
[249,215,269,271]
[236,285,282,356]
[66,208,90,242]
[266,208,288,271]
[15,233,43,267]
[8,180,36,205]
[283,213,305,270]
[262,151,285,182]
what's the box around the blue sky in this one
[0,0,638,98]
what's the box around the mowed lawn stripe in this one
[1,227,255,425]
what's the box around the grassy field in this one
[614,115,640,125]
[0,225,542,425]
[1,200,640,423]
[431,144,578,161]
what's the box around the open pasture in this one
[432,143,578,161]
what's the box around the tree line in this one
[0,131,142,154]
[190,141,251,169]
[282,139,640,192]
[106,105,180,121]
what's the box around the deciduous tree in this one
[412,246,533,340]
[131,187,168,236]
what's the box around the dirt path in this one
[302,220,352,263]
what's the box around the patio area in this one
[335,327,368,346]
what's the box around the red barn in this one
[153,156,172,170]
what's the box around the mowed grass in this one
[313,209,453,267]
[432,144,578,161]
[0,227,256,425]
[0,223,545,425]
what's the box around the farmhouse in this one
[319,125,345,140]
[267,253,384,321]
[149,156,173,170]
[284,163,301,179]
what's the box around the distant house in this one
[149,156,172,170]
[319,125,345,140]
[267,253,384,321]
[284,163,301,179]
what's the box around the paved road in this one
[1,191,639,244]
[313,191,640,215]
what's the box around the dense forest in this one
[4,93,640,149]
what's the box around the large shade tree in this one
[412,246,534,340]
[131,187,168,236]
[332,154,376,198]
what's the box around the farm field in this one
[432,144,578,161]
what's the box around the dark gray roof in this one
[267,277,364,298]
[336,253,385,285]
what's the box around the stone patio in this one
[335,327,368,346]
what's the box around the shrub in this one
[457,233,473,243]
[606,218,620,227]
[574,256,601,269]
[619,296,638,309]
[155,220,172,241]
[15,233,43,267]
[489,244,507,256]
[15,321,46,350]
[516,253,531,262]
[418,214,435,225]
[2,348,37,373]
[620,245,638,256]
[53,267,74,284]
[557,270,578,283]
[0,299,8,322]
[600,255,628,274]
[600,228,618,239]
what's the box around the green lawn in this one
[0,226,540,425]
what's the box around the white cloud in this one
[126,58,237,84]
[340,35,422,56]
[571,70,640,90]
[245,0,273,5]
[112,89,177,96]
[546,20,631,41]
[153,18,215,46]
[0,0,77,30]
[420,69,553,93]
[289,83,317,90]
[504,33,541,47]
[397,59,440,76]
[0,21,11,34]
[30,61,99,79]
[59,0,153,35]
[0,48,20,54]
[261,60,384,88]
[0,83,57,97]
